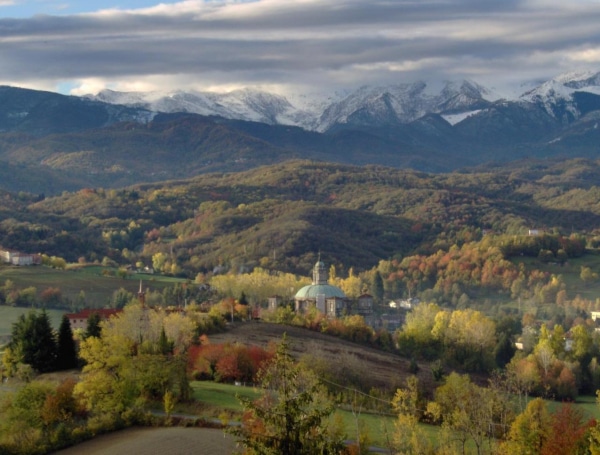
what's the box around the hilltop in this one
[209,321,438,393]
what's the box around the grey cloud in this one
[0,0,599,92]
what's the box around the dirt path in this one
[51,427,237,455]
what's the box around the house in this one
[356,294,374,316]
[0,247,41,266]
[65,308,122,331]
[389,298,418,310]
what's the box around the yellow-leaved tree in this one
[74,304,194,425]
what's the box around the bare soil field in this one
[51,427,236,455]
[209,321,437,393]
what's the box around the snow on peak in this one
[84,70,600,131]
[519,70,600,120]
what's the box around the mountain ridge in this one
[0,70,600,194]
[84,71,600,132]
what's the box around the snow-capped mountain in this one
[86,71,600,132]
[89,79,500,132]
[316,79,499,131]
[520,71,600,123]
[90,88,313,128]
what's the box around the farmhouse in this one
[0,247,41,266]
[65,308,122,331]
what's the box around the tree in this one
[232,335,345,454]
[152,252,167,273]
[111,287,133,309]
[370,271,384,304]
[7,310,57,373]
[75,304,193,419]
[429,372,499,455]
[40,287,63,308]
[85,312,102,338]
[541,403,592,455]
[56,315,78,370]
[500,398,550,455]
[392,376,431,455]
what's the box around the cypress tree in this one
[85,312,102,338]
[56,315,78,370]
[371,271,385,304]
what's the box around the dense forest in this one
[2,158,600,308]
[2,158,600,274]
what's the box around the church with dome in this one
[294,259,349,318]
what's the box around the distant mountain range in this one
[87,71,600,131]
[0,70,599,194]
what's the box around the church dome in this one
[294,258,346,300]
[295,284,346,299]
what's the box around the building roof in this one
[65,308,121,320]
[295,284,346,300]
[294,258,346,300]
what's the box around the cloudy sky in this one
[1,0,599,97]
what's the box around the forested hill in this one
[2,158,600,276]
[0,83,599,195]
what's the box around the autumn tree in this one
[232,335,345,454]
[428,372,503,455]
[540,403,592,455]
[392,376,432,455]
[75,304,194,420]
[500,398,550,455]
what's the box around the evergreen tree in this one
[371,271,385,304]
[232,335,345,454]
[7,310,57,373]
[85,312,102,338]
[494,333,516,369]
[158,326,174,355]
[56,315,78,370]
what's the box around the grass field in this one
[189,381,431,449]
[0,264,187,309]
[0,306,66,340]
[0,264,188,340]
[189,381,600,450]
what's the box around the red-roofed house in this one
[65,308,122,331]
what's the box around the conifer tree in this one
[7,310,57,373]
[56,315,78,370]
[232,335,345,454]
[371,271,385,304]
[85,312,102,338]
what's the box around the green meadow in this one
[0,263,188,339]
